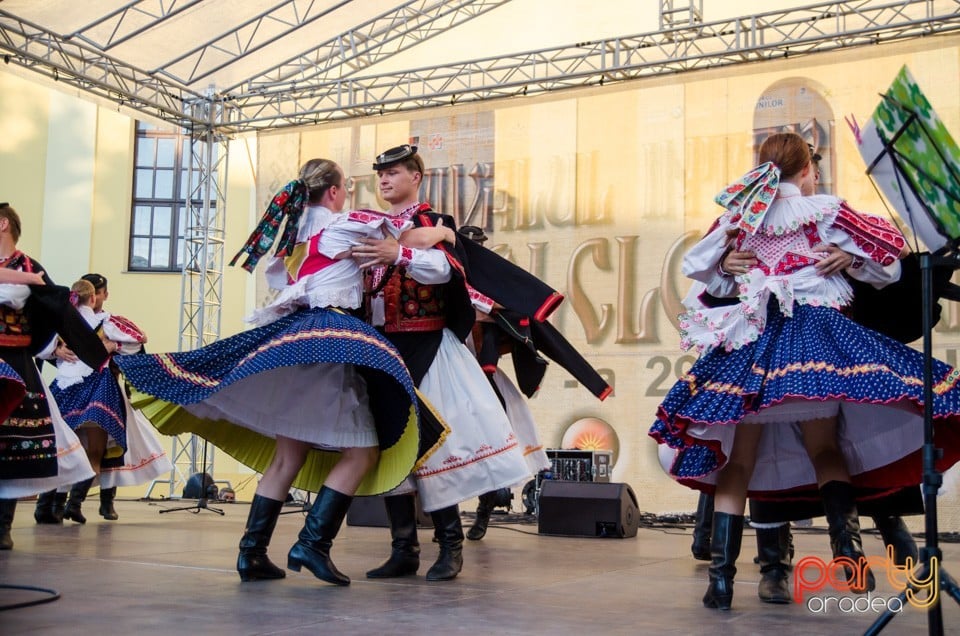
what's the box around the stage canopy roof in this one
[0,0,958,133]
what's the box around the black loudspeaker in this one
[182,472,215,499]
[537,481,639,538]
[346,494,433,528]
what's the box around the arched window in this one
[752,78,836,195]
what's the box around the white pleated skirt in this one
[99,390,174,488]
[0,391,95,499]
[395,329,532,511]
[183,362,377,450]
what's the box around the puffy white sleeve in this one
[682,221,738,298]
[842,255,902,287]
[35,336,58,360]
[399,246,452,285]
[318,216,411,260]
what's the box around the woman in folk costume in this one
[117,158,448,586]
[0,266,48,549]
[44,277,171,524]
[0,204,107,549]
[648,132,960,610]
[709,152,934,604]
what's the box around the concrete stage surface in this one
[1,498,957,635]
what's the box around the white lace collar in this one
[296,205,338,241]
[751,183,839,236]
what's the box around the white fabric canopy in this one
[0,1,946,131]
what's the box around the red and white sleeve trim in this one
[395,246,414,267]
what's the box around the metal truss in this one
[0,0,513,129]
[152,91,230,498]
[227,0,960,131]
[154,0,353,87]
[659,0,703,30]
[4,1,956,133]
[179,92,229,352]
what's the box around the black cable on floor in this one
[0,583,61,611]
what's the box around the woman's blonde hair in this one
[70,279,96,306]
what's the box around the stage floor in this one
[2,497,957,635]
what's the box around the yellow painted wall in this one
[0,71,50,260]
[0,69,260,500]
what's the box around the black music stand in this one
[159,436,223,516]
[861,92,960,636]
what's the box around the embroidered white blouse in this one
[250,205,414,326]
[680,183,904,353]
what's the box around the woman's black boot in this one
[873,515,919,567]
[702,512,743,610]
[0,499,16,550]
[33,490,61,524]
[53,492,67,523]
[287,486,353,585]
[99,487,119,520]
[237,494,286,582]
[426,505,464,581]
[63,478,94,524]
[467,492,496,541]
[366,494,420,578]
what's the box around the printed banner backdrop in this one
[257,37,960,521]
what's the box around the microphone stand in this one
[861,91,960,635]
[864,250,960,635]
[159,436,223,516]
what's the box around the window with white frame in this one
[129,121,216,271]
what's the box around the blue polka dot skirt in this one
[52,368,128,451]
[115,307,422,496]
[649,302,960,496]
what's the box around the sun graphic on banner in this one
[570,430,607,451]
[560,417,619,465]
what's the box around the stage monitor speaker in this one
[537,481,638,538]
[346,494,433,528]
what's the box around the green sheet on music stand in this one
[852,65,960,251]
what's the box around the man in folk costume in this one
[0,203,108,549]
[350,144,541,581]
[456,225,612,539]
